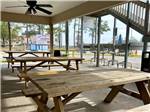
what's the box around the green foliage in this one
[0,22,22,39]
[100,20,110,34]
[0,22,21,46]
[87,20,110,35]
[0,22,9,40]
[53,23,65,37]
[11,23,21,39]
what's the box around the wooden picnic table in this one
[22,69,150,112]
[14,57,84,78]
[4,50,51,58]
[3,50,51,68]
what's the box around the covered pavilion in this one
[2,0,146,67]
[1,1,150,112]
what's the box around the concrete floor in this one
[1,62,145,112]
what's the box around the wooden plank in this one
[14,57,84,62]
[23,69,150,112]
[27,70,63,76]
[4,50,51,54]
[27,69,150,98]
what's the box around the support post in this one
[8,22,11,51]
[124,2,130,68]
[80,17,84,62]
[112,18,117,65]
[50,24,54,56]
[65,21,69,55]
[73,19,77,48]
[96,17,101,67]
[142,0,149,52]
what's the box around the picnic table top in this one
[27,69,150,98]
[3,50,51,53]
[14,56,84,61]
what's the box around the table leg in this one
[8,61,10,68]
[10,53,14,69]
[136,81,150,104]
[20,62,23,73]
[37,93,48,112]
[66,60,71,71]
[94,52,96,62]
[47,53,49,57]
[51,92,80,111]
[23,61,28,87]
[43,53,45,57]
[104,85,124,103]
[102,53,104,59]
[148,80,150,92]
[76,60,79,70]
[53,96,64,112]
[23,62,27,74]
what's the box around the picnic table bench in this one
[22,69,150,112]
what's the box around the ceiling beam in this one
[1,1,125,24]
[51,1,125,24]
[1,12,51,24]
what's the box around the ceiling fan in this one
[6,0,53,15]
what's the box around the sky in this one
[101,15,143,43]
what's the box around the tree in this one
[53,23,65,48]
[0,22,21,47]
[11,23,21,39]
[76,18,81,47]
[85,18,110,45]
[0,22,8,47]
[100,20,110,34]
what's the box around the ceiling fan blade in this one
[36,4,53,7]
[35,6,52,15]
[6,5,28,8]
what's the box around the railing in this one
[111,1,150,35]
